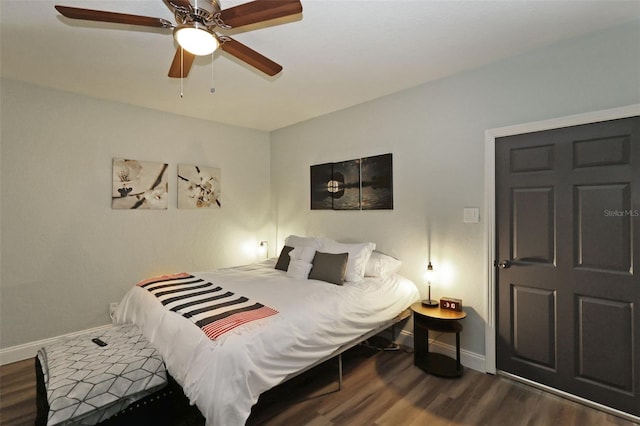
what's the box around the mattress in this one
[114,259,420,425]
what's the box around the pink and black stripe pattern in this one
[137,273,278,340]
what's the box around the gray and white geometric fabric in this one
[37,324,167,425]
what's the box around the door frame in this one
[483,103,640,375]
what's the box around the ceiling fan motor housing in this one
[173,0,221,24]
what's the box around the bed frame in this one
[282,308,411,389]
[35,309,411,425]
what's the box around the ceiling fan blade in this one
[218,0,302,28]
[167,0,193,10]
[168,48,196,78]
[55,5,172,28]
[221,37,282,76]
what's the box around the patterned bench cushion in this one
[37,324,167,426]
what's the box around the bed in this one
[42,236,420,425]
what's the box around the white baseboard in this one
[0,324,113,365]
[397,330,487,374]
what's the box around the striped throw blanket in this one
[137,273,278,340]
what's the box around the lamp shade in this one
[421,261,438,307]
[425,261,435,282]
[258,241,268,258]
[174,23,219,56]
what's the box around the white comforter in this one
[114,260,419,426]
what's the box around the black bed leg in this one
[338,353,343,391]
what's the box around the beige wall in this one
[0,79,273,348]
[270,21,640,357]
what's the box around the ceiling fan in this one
[54,0,303,78]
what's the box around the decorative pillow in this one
[274,246,294,271]
[288,246,316,263]
[286,259,313,280]
[284,235,323,250]
[365,251,402,279]
[320,239,376,282]
[309,252,349,285]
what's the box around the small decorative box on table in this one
[411,302,467,378]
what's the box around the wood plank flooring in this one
[1,345,638,425]
[0,357,37,426]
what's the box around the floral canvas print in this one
[112,158,168,209]
[178,164,221,209]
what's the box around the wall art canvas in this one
[310,153,393,211]
[177,164,222,209]
[331,159,362,210]
[310,163,334,210]
[361,153,393,210]
[112,158,168,209]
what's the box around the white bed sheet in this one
[114,260,419,426]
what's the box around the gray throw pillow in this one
[275,246,294,271]
[309,252,349,285]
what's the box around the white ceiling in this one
[2,0,639,131]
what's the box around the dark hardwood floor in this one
[0,357,36,426]
[1,345,637,425]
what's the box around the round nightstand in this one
[411,302,467,378]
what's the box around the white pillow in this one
[286,259,313,280]
[289,246,316,263]
[321,239,376,282]
[365,251,402,279]
[284,235,322,250]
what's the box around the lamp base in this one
[421,299,439,308]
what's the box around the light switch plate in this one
[463,207,480,223]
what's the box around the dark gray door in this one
[496,116,640,416]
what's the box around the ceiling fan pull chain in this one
[210,51,216,94]
[180,47,184,98]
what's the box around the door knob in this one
[498,260,511,269]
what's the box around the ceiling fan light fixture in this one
[174,23,219,56]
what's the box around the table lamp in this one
[258,240,268,259]
[422,261,439,307]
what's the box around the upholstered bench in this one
[36,324,168,426]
